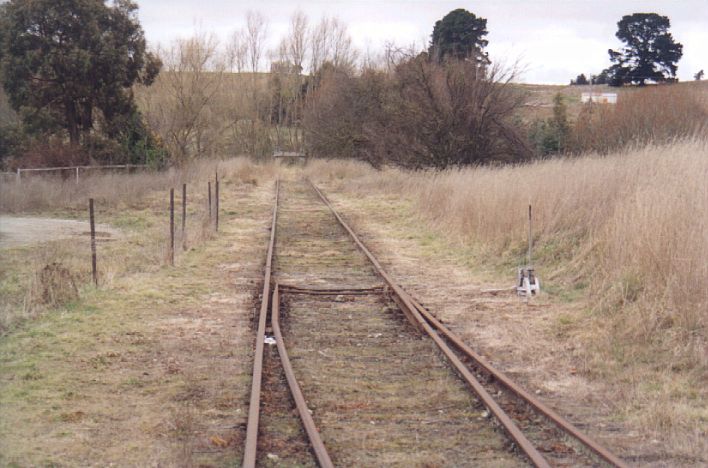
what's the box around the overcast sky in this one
[137,0,708,84]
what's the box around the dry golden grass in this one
[0,157,279,213]
[2,146,705,461]
[310,140,707,368]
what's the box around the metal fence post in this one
[89,198,98,286]
[170,188,175,266]
[208,181,212,222]
[75,167,80,185]
[215,174,219,232]
[182,183,187,250]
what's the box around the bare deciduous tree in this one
[227,29,247,73]
[309,16,330,74]
[288,10,309,74]
[308,16,358,74]
[138,33,226,162]
[271,39,289,67]
[245,11,267,73]
[330,17,358,70]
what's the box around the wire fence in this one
[11,164,148,184]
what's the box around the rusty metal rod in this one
[527,204,533,266]
[309,180,551,467]
[283,290,383,296]
[279,284,384,295]
[280,284,383,291]
[271,284,335,468]
[410,297,628,468]
[242,180,279,468]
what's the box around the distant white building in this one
[581,92,617,104]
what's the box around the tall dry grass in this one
[0,157,278,213]
[571,84,708,154]
[312,140,707,371]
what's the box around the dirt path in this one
[0,215,121,249]
[270,180,523,466]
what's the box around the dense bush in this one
[304,57,532,168]
[302,66,387,165]
[0,111,168,170]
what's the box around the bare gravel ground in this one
[0,215,120,249]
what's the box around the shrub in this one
[0,124,25,168]
[14,137,89,169]
[303,66,387,165]
[529,93,570,155]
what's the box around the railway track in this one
[242,178,628,467]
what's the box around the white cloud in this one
[136,0,708,83]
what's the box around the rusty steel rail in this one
[309,180,628,468]
[309,181,548,467]
[308,182,423,334]
[243,181,336,468]
[410,297,629,468]
[243,180,280,468]
[271,284,335,467]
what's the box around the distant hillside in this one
[516,80,708,121]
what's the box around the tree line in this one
[0,3,525,169]
[0,2,701,170]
